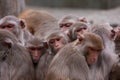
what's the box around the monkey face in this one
[49,37,65,53]
[0,16,25,35]
[28,46,44,63]
[86,47,101,65]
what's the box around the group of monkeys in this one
[0,9,120,80]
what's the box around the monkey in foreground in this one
[25,37,54,80]
[45,32,104,80]
[0,30,35,80]
[91,23,118,80]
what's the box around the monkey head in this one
[25,37,48,64]
[46,30,70,54]
[67,22,90,41]
[59,15,80,32]
[0,15,26,36]
[91,23,117,41]
[75,32,104,65]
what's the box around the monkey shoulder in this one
[48,42,89,80]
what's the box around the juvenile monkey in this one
[25,37,48,67]
[45,30,70,54]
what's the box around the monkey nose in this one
[91,58,96,63]
[34,52,39,56]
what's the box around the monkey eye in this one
[29,47,36,51]
[56,38,61,41]
[60,24,63,28]
[0,26,6,29]
[65,23,72,27]
[7,24,14,28]
[90,47,97,51]
[49,39,55,44]
[38,47,43,50]
[76,28,82,32]
[90,47,101,52]
[83,27,87,30]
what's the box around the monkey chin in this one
[33,57,40,64]
[88,58,97,66]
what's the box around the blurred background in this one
[24,0,120,25]
[0,0,120,25]
[26,0,120,9]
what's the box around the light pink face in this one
[49,37,65,52]
[86,47,101,65]
[0,22,15,31]
[60,22,73,32]
[28,46,43,63]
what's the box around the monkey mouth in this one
[33,57,39,61]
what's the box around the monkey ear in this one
[19,19,26,29]
[79,17,87,23]
[43,42,48,49]
[4,38,13,48]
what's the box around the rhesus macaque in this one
[45,32,104,80]
[91,23,119,80]
[25,37,54,80]
[0,15,32,46]
[34,21,59,39]
[19,9,57,35]
[0,30,35,80]
[109,61,120,80]
[68,22,90,41]
[25,37,48,67]
[58,15,80,32]
[45,30,70,54]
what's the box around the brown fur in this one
[0,30,35,80]
[19,9,57,35]
[91,24,118,80]
[25,37,54,80]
